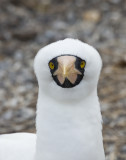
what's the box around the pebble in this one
[14,50,24,61]
[108,0,121,4]
[82,10,101,22]
[13,29,37,41]
[52,21,67,30]
[13,108,35,122]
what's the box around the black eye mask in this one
[48,55,86,88]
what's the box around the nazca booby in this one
[0,39,105,160]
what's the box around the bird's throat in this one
[35,92,104,160]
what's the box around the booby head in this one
[34,38,102,101]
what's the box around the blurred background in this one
[0,0,126,159]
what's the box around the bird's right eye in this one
[49,62,54,70]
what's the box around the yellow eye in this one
[80,61,86,69]
[49,62,54,70]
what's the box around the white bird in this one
[0,38,105,160]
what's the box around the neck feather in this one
[35,89,103,160]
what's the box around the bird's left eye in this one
[80,61,86,69]
[49,62,55,70]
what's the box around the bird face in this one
[48,55,86,88]
[34,39,102,100]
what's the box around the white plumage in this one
[0,39,105,160]
[0,133,36,160]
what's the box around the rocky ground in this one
[0,0,126,159]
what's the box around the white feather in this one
[0,133,36,160]
[0,38,105,160]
